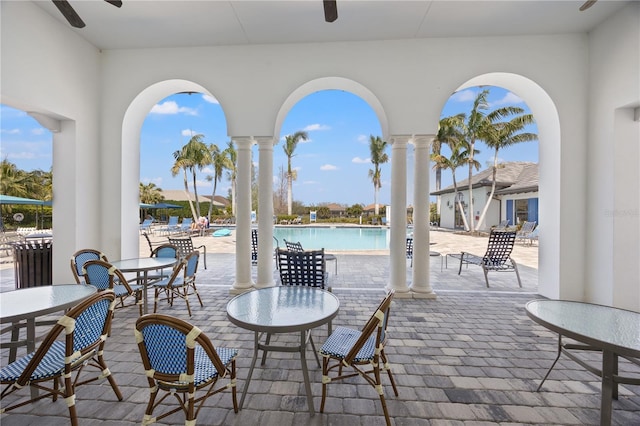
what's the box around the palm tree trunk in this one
[192,170,201,219]
[287,173,293,215]
[468,140,475,232]
[476,149,499,230]
[183,169,197,221]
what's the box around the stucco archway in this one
[120,80,225,259]
[452,72,561,299]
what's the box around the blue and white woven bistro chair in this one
[69,248,109,284]
[319,290,398,426]
[152,250,203,317]
[0,291,122,426]
[82,259,144,315]
[134,313,238,425]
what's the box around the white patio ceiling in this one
[32,0,630,50]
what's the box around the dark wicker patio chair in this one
[168,235,207,269]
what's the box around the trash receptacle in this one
[13,241,53,288]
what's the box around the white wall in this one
[586,2,640,309]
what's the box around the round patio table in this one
[227,286,340,415]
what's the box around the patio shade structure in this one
[0,195,48,229]
[150,202,181,209]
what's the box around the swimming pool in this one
[273,226,390,251]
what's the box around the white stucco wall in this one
[2,1,638,308]
[586,2,640,309]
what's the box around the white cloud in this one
[150,101,198,116]
[303,123,330,132]
[357,134,368,143]
[303,180,318,185]
[352,157,370,164]
[141,177,163,187]
[320,164,337,171]
[31,128,46,136]
[1,128,21,135]
[489,92,524,108]
[201,167,213,173]
[450,89,477,103]
[195,179,212,188]
[202,94,219,104]
[181,129,200,137]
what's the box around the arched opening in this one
[121,80,227,259]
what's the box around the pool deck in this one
[2,231,638,425]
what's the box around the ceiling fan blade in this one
[52,0,85,28]
[324,0,338,23]
[104,0,123,7]
[579,0,597,11]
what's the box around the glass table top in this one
[227,286,340,332]
[526,300,640,355]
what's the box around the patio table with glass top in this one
[525,299,640,426]
[110,257,177,314]
[226,286,340,415]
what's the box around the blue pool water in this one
[273,227,390,251]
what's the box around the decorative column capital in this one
[231,137,254,149]
[411,134,436,148]
[253,136,275,147]
[389,135,411,147]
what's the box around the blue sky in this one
[0,86,538,206]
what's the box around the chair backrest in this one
[82,259,130,292]
[277,248,327,289]
[482,231,517,266]
[167,216,179,226]
[495,219,510,230]
[344,290,395,365]
[518,221,536,234]
[70,249,109,284]
[140,218,153,229]
[151,243,179,260]
[406,237,413,259]
[284,239,304,252]
[180,218,193,229]
[251,229,258,262]
[13,290,116,387]
[182,251,199,282]
[134,313,227,389]
[167,236,195,258]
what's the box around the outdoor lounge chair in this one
[134,313,238,425]
[0,291,122,426]
[168,235,207,269]
[494,219,510,230]
[156,216,179,235]
[515,221,537,245]
[447,230,522,288]
[319,290,398,426]
[139,218,153,234]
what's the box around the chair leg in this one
[320,356,329,413]
[458,253,464,275]
[511,258,522,287]
[482,266,490,288]
[380,349,398,396]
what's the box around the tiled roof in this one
[430,162,538,196]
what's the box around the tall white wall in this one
[586,2,640,309]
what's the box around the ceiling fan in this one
[323,0,338,23]
[579,0,597,11]
[52,0,122,29]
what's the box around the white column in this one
[411,135,437,298]
[387,135,411,297]
[255,136,276,288]
[230,137,255,294]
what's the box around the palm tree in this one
[171,134,210,221]
[0,159,30,197]
[224,141,237,217]
[432,139,477,231]
[367,135,389,216]
[139,182,163,204]
[205,143,231,222]
[282,131,308,215]
[432,114,465,216]
[475,111,538,228]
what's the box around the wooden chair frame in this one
[319,290,398,426]
[153,251,203,317]
[134,313,238,425]
[0,291,122,426]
